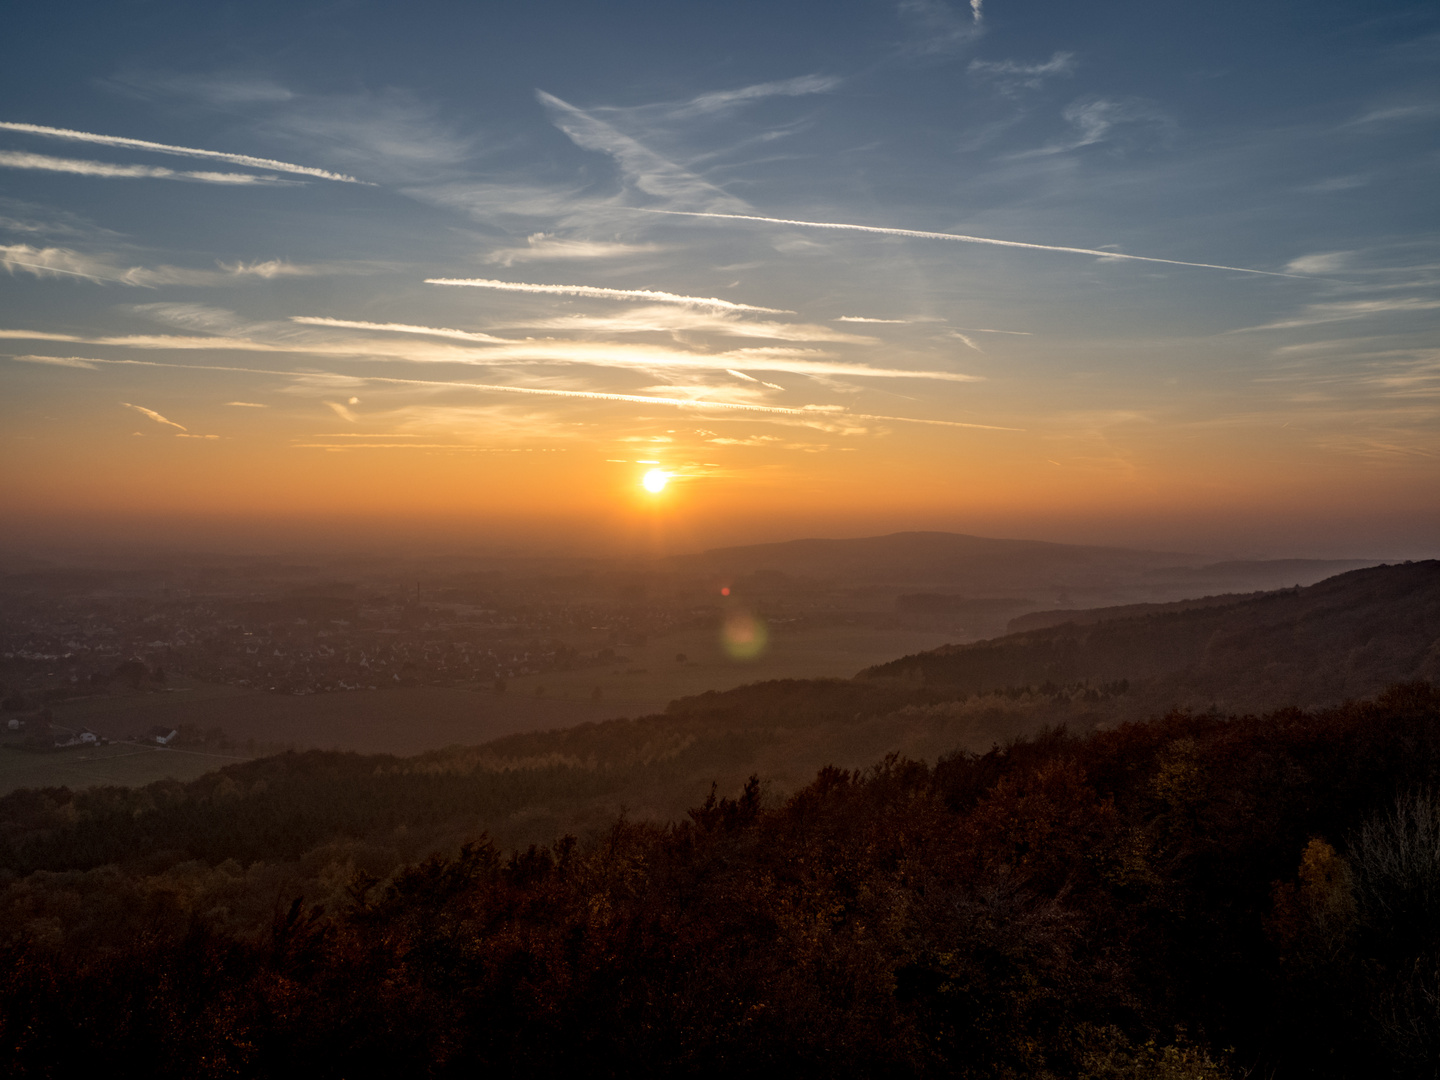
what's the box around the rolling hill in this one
[863,560,1440,714]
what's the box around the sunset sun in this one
[642,469,670,494]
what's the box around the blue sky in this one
[1,0,1437,555]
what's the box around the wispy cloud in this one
[255,88,475,185]
[107,73,296,106]
[727,370,785,390]
[536,90,748,211]
[896,0,984,54]
[0,151,295,185]
[0,323,976,382]
[0,329,87,342]
[221,259,328,279]
[680,74,839,114]
[291,316,509,343]
[969,51,1075,92]
[226,401,268,407]
[1284,252,1351,275]
[1297,175,1369,194]
[633,208,1297,277]
[1015,97,1173,157]
[122,402,187,431]
[1,244,335,286]
[837,315,910,324]
[19,354,1011,431]
[10,354,97,369]
[1233,298,1440,332]
[608,75,841,123]
[0,120,365,182]
[324,400,359,422]
[1,244,118,281]
[485,233,663,266]
[493,305,875,343]
[293,442,536,452]
[425,276,792,312]
[0,204,121,240]
[1344,103,1440,128]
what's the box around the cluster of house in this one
[52,725,178,748]
[50,727,104,749]
[3,585,698,701]
[4,716,179,750]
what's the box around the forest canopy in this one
[4,683,1440,1077]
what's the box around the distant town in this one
[0,558,746,719]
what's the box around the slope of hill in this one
[864,561,1440,714]
[1007,591,1271,634]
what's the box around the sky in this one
[1,0,1437,557]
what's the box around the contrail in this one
[2,259,101,278]
[15,355,1017,430]
[0,121,366,183]
[633,208,1299,278]
[291,316,510,343]
[425,277,793,313]
[0,150,291,185]
[122,402,187,431]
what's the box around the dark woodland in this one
[4,683,1440,1076]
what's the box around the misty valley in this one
[2,534,1438,1077]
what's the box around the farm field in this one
[501,619,956,709]
[43,679,626,758]
[0,740,251,797]
[30,621,957,768]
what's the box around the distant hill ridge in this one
[666,531,1376,603]
[862,561,1440,714]
[669,531,1191,587]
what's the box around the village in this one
[0,562,719,742]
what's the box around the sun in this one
[642,469,670,494]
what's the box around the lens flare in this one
[721,611,768,660]
[642,469,670,493]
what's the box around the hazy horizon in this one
[1,514,1433,568]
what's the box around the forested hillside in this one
[0,677,1114,876]
[865,561,1440,714]
[4,685,1440,1076]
